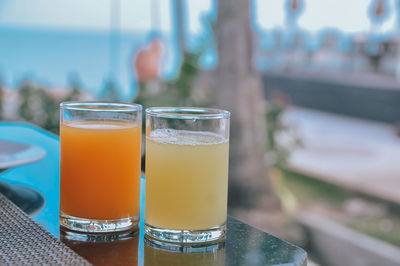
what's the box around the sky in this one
[0,0,212,34]
[0,0,398,34]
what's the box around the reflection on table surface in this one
[144,239,225,266]
[60,228,226,266]
[61,230,139,266]
[59,217,307,266]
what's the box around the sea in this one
[0,26,186,101]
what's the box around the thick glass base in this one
[60,227,138,242]
[60,213,139,233]
[144,223,226,244]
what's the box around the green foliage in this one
[167,51,202,100]
[283,169,400,247]
[282,169,352,206]
[347,215,400,247]
[135,50,212,112]
[65,76,83,102]
[16,79,86,134]
[135,50,210,133]
[100,79,120,101]
[19,81,54,129]
[266,99,302,168]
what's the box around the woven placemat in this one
[0,193,91,265]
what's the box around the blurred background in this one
[1,0,400,265]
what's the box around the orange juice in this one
[60,121,141,220]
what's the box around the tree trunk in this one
[214,0,280,211]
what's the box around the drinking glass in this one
[59,102,142,233]
[145,107,230,244]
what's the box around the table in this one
[0,122,307,265]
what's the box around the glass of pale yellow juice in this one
[145,107,230,244]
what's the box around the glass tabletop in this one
[60,217,306,266]
[0,122,307,266]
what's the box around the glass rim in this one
[60,101,142,112]
[146,107,230,120]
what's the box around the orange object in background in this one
[133,38,163,83]
[60,121,141,220]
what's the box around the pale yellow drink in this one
[145,129,229,230]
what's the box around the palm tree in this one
[214,0,280,212]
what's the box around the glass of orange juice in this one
[59,102,142,233]
[145,107,230,244]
